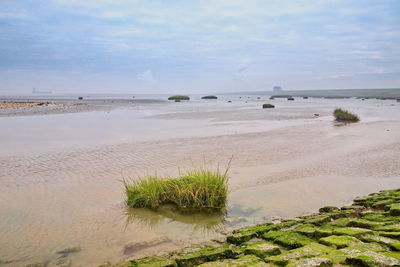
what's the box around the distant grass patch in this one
[124,168,229,211]
[168,95,190,101]
[262,103,275,109]
[333,108,359,122]
[201,95,218,99]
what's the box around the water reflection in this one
[124,204,226,233]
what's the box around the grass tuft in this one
[124,168,229,211]
[333,108,359,122]
[201,95,218,99]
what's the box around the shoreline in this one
[107,188,400,267]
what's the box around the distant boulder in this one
[168,95,190,101]
[201,95,218,99]
[262,104,275,109]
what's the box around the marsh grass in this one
[262,103,275,108]
[123,167,229,211]
[333,108,359,122]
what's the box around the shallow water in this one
[0,97,399,266]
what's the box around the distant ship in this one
[32,88,52,94]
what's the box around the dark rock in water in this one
[287,97,295,101]
[314,113,319,117]
[257,97,261,99]
[262,104,275,109]
[123,237,171,255]
[78,97,83,100]
[201,95,218,99]
[168,95,190,101]
[269,96,275,100]
[175,99,181,102]
[227,100,232,103]
[303,96,308,99]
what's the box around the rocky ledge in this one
[105,189,400,266]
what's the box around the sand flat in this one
[0,97,399,266]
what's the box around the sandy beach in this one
[0,96,399,266]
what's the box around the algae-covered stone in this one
[263,231,313,249]
[361,212,399,222]
[266,243,332,266]
[227,223,279,245]
[243,241,281,258]
[340,205,365,211]
[327,218,351,227]
[294,224,318,237]
[345,250,400,266]
[372,199,394,210]
[379,231,400,239]
[129,258,177,267]
[376,224,400,233]
[287,257,332,267]
[319,235,360,248]
[348,218,385,229]
[175,246,234,267]
[306,216,331,226]
[332,227,372,237]
[360,234,400,251]
[198,255,270,267]
[319,206,339,213]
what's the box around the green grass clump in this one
[333,108,359,122]
[168,95,190,101]
[262,103,275,109]
[124,168,228,211]
[201,95,218,99]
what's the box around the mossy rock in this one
[390,204,400,216]
[348,218,386,229]
[319,235,360,248]
[306,216,331,226]
[227,223,279,245]
[332,227,372,237]
[263,231,313,249]
[262,104,275,109]
[361,212,399,222]
[345,250,400,266]
[340,205,365,211]
[379,232,400,239]
[328,209,358,219]
[327,218,351,227]
[287,257,332,267]
[319,206,339,213]
[359,234,400,251]
[198,255,270,266]
[293,224,318,238]
[243,241,281,258]
[175,246,234,267]
[375,224,400,232]
[129,258,177,267]
[266,243,333,266]
[168,95,190,101]
[372,199,395,210]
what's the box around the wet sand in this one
[0,97,399,266]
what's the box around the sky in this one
[0,0,399,95]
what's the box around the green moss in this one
[348,219,385,229]
[287,257,332,267]
[361,212,399,222]
[375,224,400,232]
[390,204,400,216]
[319,206,339,213]
[129,258,177,267]
[263,231,313,249]
[332,227,372,237]
[243,241,281,258]
[319,235,360,248]
[227,223,279,245]
[306,216,331,226]
[327,218,351,227]
[372,199,394,210]
[379,232,400,239]
[294,224,318,237]
[175,246,234,267]
[265,243,333,266]
[360,234,400,251]
[345,251,400,266]
[197,255,269,267]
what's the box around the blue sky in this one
[0,0,399,94]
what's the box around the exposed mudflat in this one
[0,96,399,266]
